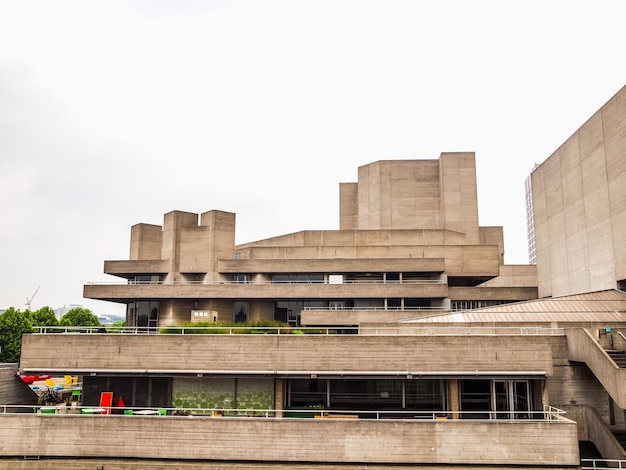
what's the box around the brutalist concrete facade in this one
[85,152,538,328]
[531,85,626,298]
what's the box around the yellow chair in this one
[45,378,56,388]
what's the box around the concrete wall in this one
[448,286,538,301]
[218,257,446,274]
[565,328,626,408]
[0,461,583,470]
[339,182,358,230]
[0,414,579,466]
[20,334,555,376]
[127,210,236,283]
[0,368,38,406]
[237,228,469,248]
[234,244,500,277]
[478,264,538,288]
[338,153,480,243]
[84,281,450,302]
[130,223,162,260]
[532,85,626,297]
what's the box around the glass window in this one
[406,379,444,411]
[233,302,248,322]
[330,379,403,410]
[233,274,250,284]
[288,379,327,408]
[127,301,159,329]
[460,379,491,419]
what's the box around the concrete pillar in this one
[275,379,284,418]
[449,379,460,419]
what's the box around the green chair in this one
[157,409,167,416]
[124,409,133,415]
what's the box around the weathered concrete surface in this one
[20,334,555,376]
[0,460,582,470]
[0,414,579,466]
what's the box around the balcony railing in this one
[0,404,569,422]
[31,325,566,336]
[86,279,447,286]
[582,460,626,469]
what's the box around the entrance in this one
[460,379,532,419]
[493,380,531,419]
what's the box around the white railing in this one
[302,306,447,311]
[31,325,566,336]
[32,325,337,335]
[86,279,447,286]
[582,459,626,469]
[0,404,569,422]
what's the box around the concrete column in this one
[449,379,460,419]
[275,379,284,418]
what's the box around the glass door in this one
[493,381,510,419]
[492,380,530,419]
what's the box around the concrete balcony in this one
[20,333,555,377]
[0,412,579,466]
[300,307,448,326]
[104,260,170,276]
[218,257,446,273]
[449,286,539,301]
[83,280,449,302]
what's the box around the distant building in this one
[54,304,82,320]
[524,166,539,264]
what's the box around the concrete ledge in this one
[0,414,579,466]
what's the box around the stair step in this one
[606,350,626,368]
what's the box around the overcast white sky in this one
[1,1,625,316]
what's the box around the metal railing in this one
[0,404,569,422]
[31,325,566,336]
[31,325,337,335]
[582,459,626,469]
[302,306,447,311]
[86,279,446,286]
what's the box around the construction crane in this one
[25,286,40,310]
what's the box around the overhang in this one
[21,367,547,380]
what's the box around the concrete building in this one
[530,85,626,298]
[84,152,538,329]
[4,90,626,467]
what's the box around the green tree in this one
[29,306,59,327]
[59,307,101,327]
[0,307,33,362]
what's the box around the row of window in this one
[128,299,514,328]
[287,378,538,419]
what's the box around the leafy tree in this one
[30,306,59,327]
[0,307,33,362]
[59,307,101,327]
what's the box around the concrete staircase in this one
[613,432,626,450]
[606,350,626,368]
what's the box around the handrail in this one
[582,459,626,469]
[0,404,569,421]
[31,325,566,336]
[86,279,447,286]
[302,306,447,311]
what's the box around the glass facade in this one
[127,301,159,328]
[286,378,445,415]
